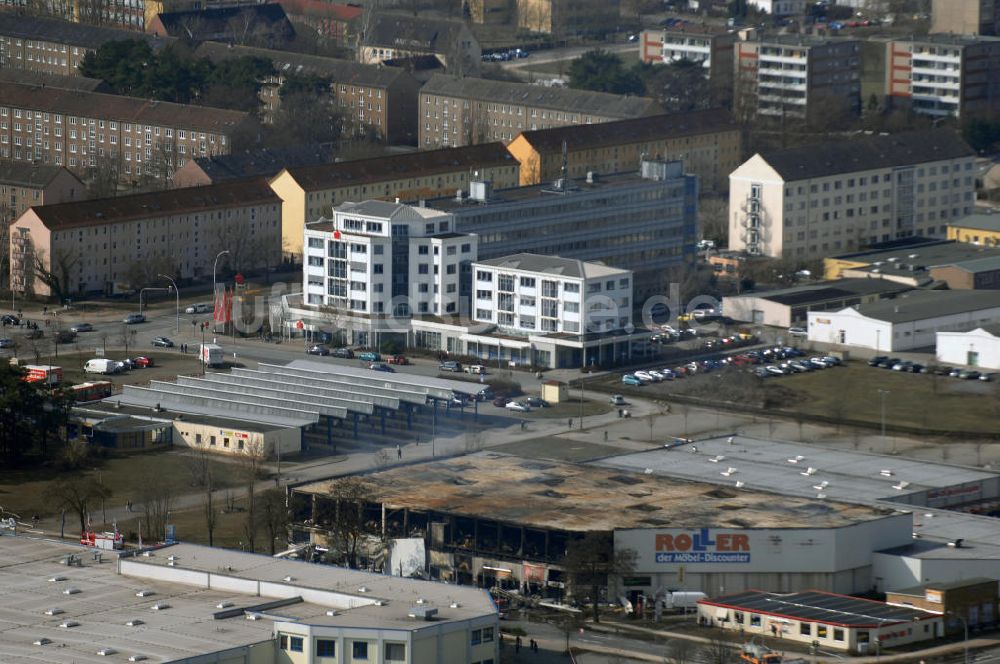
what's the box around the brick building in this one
[418,74,661,148]
[277,0,360,44]
[148,4,295,48]
[193,41,421,143]
[10,177,281,297]
[269,143,520,261]
[506,109,740,191]
[0,14,172,77]
[516,0,620,36]
[0,80,248,182]
[359,13,480,75]
[887,578,999,636]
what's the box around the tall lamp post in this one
[213,250,230,332]
[158,274,179,334]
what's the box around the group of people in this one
[510,635,540,654]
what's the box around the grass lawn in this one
[11,349,206,388]
[113,497,255,550]
[0,448,240,521]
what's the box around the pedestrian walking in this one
[396,444,402,459]
[125,500,131,513]
[515,636,521,653]
[533,639,539,653]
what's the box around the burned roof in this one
[759,129,975,181]
[421,74,661,119]
[295,452,897,532]
[278,143,517,191]
[702,590,935,627]
[152,4,294,45]
[28,177,278,230]
[515,109,738,153]
[0,81,248,134]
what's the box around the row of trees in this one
[0,363,73,469]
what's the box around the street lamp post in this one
[877,388,892,453]
[158,274,179,334]
[213,250,230,332]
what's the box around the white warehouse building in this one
[937,325,1000,370]
[807,290,1000,352]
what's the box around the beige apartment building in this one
[639,24,737,103]
[0,14,171,77]
[932,0,999,36]
[0,162,81,222]
[419,74,660,148]
[506,109,740,190]
[269,143,520,262]
[728,129,977,260]
[10,177,280,297]
[194,42,421,143]
[0,80,248,182]
[516,0,620,36]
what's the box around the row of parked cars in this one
[84,355,155,375]
[752,355,841,378]
[481,48,529,62]
[868,356,992,380]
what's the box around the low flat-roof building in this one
[948,210,1000,248]
[722,278,912,328]
[806,289,1000,352]
[887,578,999,636]
[937,325,1000,370]
[0,536,498,664]
[826,238,1000,289]
[506,109,740,191]
[698,590,942,653]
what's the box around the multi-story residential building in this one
[0,14,172,76]
[418,74,661,148]
[0,80,248,181]
[0,0,146,29]
[728,129,977,260]
[172,144,336,187]
[639,24,736,102]
[10,177,280,297]
[932,0,999,36]
[359,13,480,75]
[0,162,81,222]
[428,160,698,302]
[506,109,740,190]
[303,201,476,323]
[885,35,1000,119]
[148,4,296,48]
[276,0,361,44]
[735,36,862,123]
[194,41,421,142]
[516,0,620,36]
[269,143,519,262]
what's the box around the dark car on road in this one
[152,336,174,348]
[307,344,330,356]
[332,347,354,359]
[439,360,462,372]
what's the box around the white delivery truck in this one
[84,358,119,375]
[200,343,224,368]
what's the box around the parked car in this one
[132,356,154,368]
[358,351,380,362]
[891,360,913,372]
[55,330,77,344]
[788,327,807,337]
[369,362,395,373]
[958,369,981,380]
[0,337,13,348]
[876,357,901,369]
[332,347,354,359]
[622,374,643,386]
[765,365,786,376]
[476,387,494,402]
[122,313,146,325]
[0,314,18,326]
[117,358,136,371]
[525,396,549,408]
[152,336,174,348]
[505,401,531,413]
[185,303,211,314]
[439,360,462,372]
[868,355,889,367]
[464,364,486,375]
[633,371,654,383]
[307,344,330,356]
[979,373,994,382]
[493,396,510,407]
[84,358,119,375]
[70,322,94,333]
[386,355,409,365]
[610,394,627,406]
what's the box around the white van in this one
[84,358,119,375]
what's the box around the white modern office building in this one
[301,200,477,346]
[728,129,977,260]
[807,289,1000,351]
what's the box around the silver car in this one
[70,322,94,333]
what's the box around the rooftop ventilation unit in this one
[150,603,170,611]
[44,608,64,616]
[735,480,745,489]
[33,638,51,646]
[59,620,79,628]
[720,467,737,477]
[880,469,894,477]
[128,656,148,662]
[216,601,233,609]
[326,610,338,616]
[357,586,368,593]
[892,481,911,490]
[813,481,829,491]
[283,576,294,582]
[97,648,117,656]
[125,619,144,627]
[801,467,817,476]
[408,606,438,620]
[63,588,80,595]
[48,576,66,582]
[136,590,155,597]
[787,456,804,464]
[708,455,725,463]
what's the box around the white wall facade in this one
[810,303,1000,351]
[747,0,806,15]
[471,261,632,336]
[728,153,978,260]
[614,515,912,595]
[937,327,1000,369]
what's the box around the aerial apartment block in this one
[418,74,660,148]
[0,80,247,182]
[735,36,862,123]
[639,24,736,102]
[728,129,977,260]
[885,34,1000,119]
[10,178,280,297]
[931,0,1000,36]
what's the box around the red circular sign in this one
[296,320,304,329]
[333,230,341,240]
[234,273,245,285]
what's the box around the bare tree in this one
[666,638,698,664]
[259,487,289,555]
[32,247,81,303]
[183,445,220,546]
[315,476,378,568]
[237,439,266,552]
[137,470,174,542]
[562,531,636,623]
[701,635,736,664]
[54,475,112,534]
